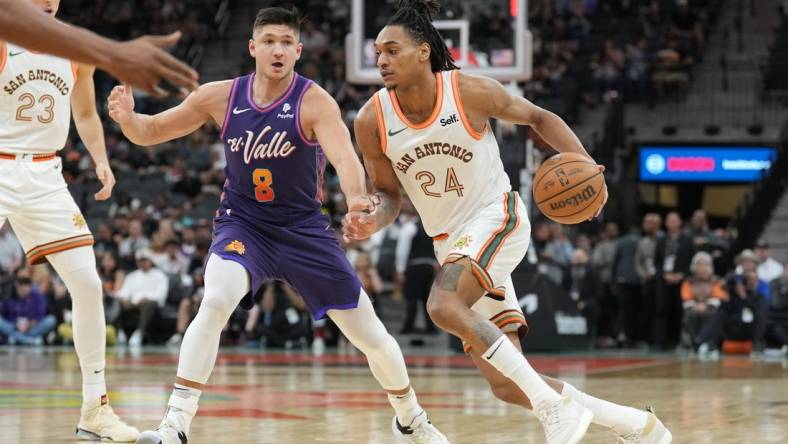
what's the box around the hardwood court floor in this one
[0,347,786,443]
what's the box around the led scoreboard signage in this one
[639,146,777,182]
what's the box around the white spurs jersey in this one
[374,70,511,237]
[0,41,77,154]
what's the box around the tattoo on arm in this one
[473,321,505,346]
[372,192,400,228]
[434,263,465,292]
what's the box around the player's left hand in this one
[589,164,607,220]
[342,194,380,242]
[94,161,116,200]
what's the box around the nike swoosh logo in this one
[485,340,504,359]
[232,107,251,115]
[93,369,104,374]
[9,51,26,57]
[388,127,407,137]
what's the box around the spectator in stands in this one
[612,225,643,346]
[545,223,574,287]
[766,268,788,355]
[720,253,770,354]
[396,200,438,334]
[687,209,729,275]
[0,224,23,286]
[255,281,312,349]
[118,218,151,266]
[568,248,602,346]
[654,212,694,350]
[753,239,784,284]
[0,269,57,345]
[168,270,204,346]
[591,222,619,339]
[154,239,190,277]
[114,249,168,346]
[651,37,692,102]
[93,223,119,257]
[734,249,772,299]
[680,252,726,355]
[354,251,384,301]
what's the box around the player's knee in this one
[425,292,458,328]
[67,271,103,302]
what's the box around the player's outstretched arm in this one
[71,64,115,201]
[0,0,198,97]
[302,86,368,208]
[107,82,227,147]
[343,98,403,241]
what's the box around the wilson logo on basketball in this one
[548,185,598,210]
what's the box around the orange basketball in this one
[532,152,606,224]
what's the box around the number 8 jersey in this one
[0,42,77,153]
[373,69,512,238]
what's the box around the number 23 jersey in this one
[0,42,77,153]
[373,69,511,237]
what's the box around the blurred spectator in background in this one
[720,251,770,354]
[154,239,190,276]
[253,281,312,349]
[168,269,204,346]
[396,201,438,334]
[591,222,619,342]
[354,251,384,302]
[0,225,24,284]
[753,239,784,284]
[680,252,726,356]
[636,213,662,346]
[654,212,694,350]
[0,269,56,345]
[611,224,642,346]
[118,219,151,266]
[114,249,168,346]
[569,248,602,346]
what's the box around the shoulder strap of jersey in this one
[448,69,485,140]
[372,89,388,153]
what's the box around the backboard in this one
[346,0,532,84]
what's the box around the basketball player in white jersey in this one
[345,1,672,443]
[0,0,138,441]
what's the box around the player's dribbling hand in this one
[342,194,380,242]
[107,84,135,125]
[589,164,607,221]
[94,162,116,201]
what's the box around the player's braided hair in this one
[388,0,458,72]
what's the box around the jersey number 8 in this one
[253,168,275,202]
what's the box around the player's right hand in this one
[342,194,380,242]
[107,84,135,124]
[105,31,199,98]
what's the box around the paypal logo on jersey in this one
[278,102,294,120]
[440,114,459,127]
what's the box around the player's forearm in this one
[75,115,109,165]
[531,110,591,158]
[0,0,115,68]
[333,153,367,202]
[371,190,401,229]
[118,114,159,147]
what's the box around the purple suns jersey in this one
[218,72,326,226]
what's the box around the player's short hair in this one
[388,0,458,72]
[253,6,304,35]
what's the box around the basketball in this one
[533,152,606,224]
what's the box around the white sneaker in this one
[117,330,128,345]
[167,333,183,346]
[536,396,593,444]
[77,400,139,442]
[136,414,188,444]
[392,411,449,444]
[617,408,672,444]
[129,330,143,347]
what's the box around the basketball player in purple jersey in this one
[107,7,447,444]
[345,1,672,443]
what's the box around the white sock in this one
[482,336,561,412]
[80,358,108,404]
[388,388,425,427]
[167,384,202,435]
[562,382,647,434]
